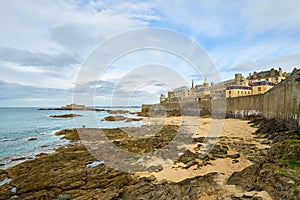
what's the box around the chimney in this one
[279,67,282,76]
[253,71,257,79]
[271,68,275,77]
[210,82,214,86]
[249,73,251,79]
[235,73,242,84]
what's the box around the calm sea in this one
[0,107,143,169]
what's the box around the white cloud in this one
[149,0,300,80]
[0,0,162,100]
[0,62,75,89]
[1,0,300,106]
[0,0,160,54]
[151,0,245,38]
[244,0,300,33]
[230,52,300,73]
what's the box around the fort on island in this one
[160,67,290,103]
[142,67,300,128]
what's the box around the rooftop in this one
[173,86,189,92]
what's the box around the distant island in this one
[39,104,141,111]
[49,114,82,118]
[39,104,105,111]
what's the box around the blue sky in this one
[1,0,300,107]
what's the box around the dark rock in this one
[232,159,239,164]
[102,115,127,121]
[184,160,199,169]
[0,171,6,182]
[55,129,80,141]
[11,157,26,161]
[227,164,260,190]
[49,114,82,118]
[192,137,205,143]
[28,137,38,141]
[107,110,130,114]
[228,137,300,199]
[227,153,240,159]
[209,145,229,158]
[260,140,271,145]
[2,116,298,200]
[176,150,198,164]
[0,142,226,199]
[105,125,178,153]
[125,118,143,122]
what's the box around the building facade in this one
[226,85,252,98]
[252,81,277,95]
[160,67,291,103]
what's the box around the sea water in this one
[0,107,144,169]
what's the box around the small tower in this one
[279,67,283,76]
[191,79,194,89]
[235,73,242,85]
[203,78,208,87]
[270,68,275,77]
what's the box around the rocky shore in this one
[0,117,299,199]
[102,115,143,122]
[49,114,82,118]
[228,117,300,199]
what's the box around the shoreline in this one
[0,129,72,171]
[0,116,299,199]
[0,108,145,170]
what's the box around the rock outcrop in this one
[102,115,143,122]
[1,117,298,199]
[228,117,300,199]
[49,114,82,118]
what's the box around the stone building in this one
[252,81,277,95]
[159,67,291,102]
[225,68,290,97]
[210,73,245,99]
[159,94,168,103]
[248,67,288,84]
[245,67,289,95]
[226,85,252,98]
[171,86,190,101]
[195,86,210,100]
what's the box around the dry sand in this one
[137,116,273,199]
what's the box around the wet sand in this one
[0,117,274,199]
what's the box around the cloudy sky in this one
[1,0,300,107]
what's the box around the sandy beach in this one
[135,117,273,199]
[1,116,299,199]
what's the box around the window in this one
[258,87,261,93]
[229,91,231,94]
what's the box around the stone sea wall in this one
[142,69,300,128]
[226,69,300,128]
[263,70,300,129]
[141,100,212,117]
